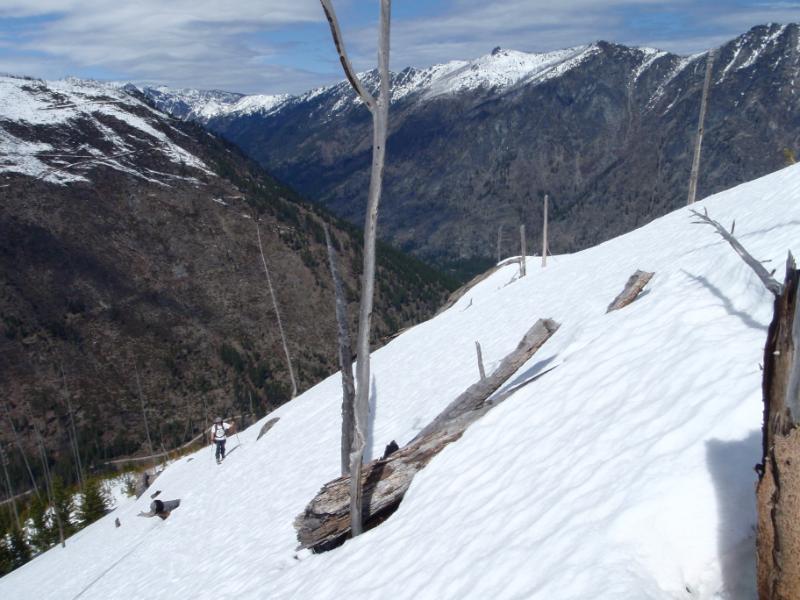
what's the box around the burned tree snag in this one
[757,253,800,600]
[606,270,654,313]
[325,224,356,475]
[294,318,559,551]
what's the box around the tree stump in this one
[757,253,800,599]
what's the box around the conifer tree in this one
[0,534,13,576]
[79,478,108,526]
[8,526,31,568]
[50,475,75,538]
[28,494,55,552]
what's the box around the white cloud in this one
[0,0,797,93]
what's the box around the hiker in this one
[137,498,180,520]
[209,416,234,464]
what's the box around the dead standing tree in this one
[320,0,391,537]
[691,208,799,598]
[255,218,298,398]
[687,51,715,205]
[324,224,356,476]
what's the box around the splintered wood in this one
[294,318,559,552]
[756,254,800,600]
[606,270,654,313]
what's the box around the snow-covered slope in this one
[5,163,800,599]
[0,75,211,185]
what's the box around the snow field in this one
[4,163,800,599]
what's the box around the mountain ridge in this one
[141,23,800,279]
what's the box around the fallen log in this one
[606,270,654,313]
[294,318,559,551]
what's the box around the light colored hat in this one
[214,416,222,424]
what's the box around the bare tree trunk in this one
[134,361,156,474]
[0,442,20,530]
[60,366,84,492]
[519,224,527,277]
[26,403,64,547]
[542,194,549,268]
[475,341,486,381]
[496,225,503,264]
[757,254,800,599]
[1,401,40,499]
[687,51,715,205]
[325,224,356,476]
[320,0,392,538]
[255,219,298,398]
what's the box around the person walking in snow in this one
[209,416,234,464]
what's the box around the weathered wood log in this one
[414,319,559,441]
[606,270,654,313]
[294,318,559,551]
[757,253,800,599]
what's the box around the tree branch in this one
[690,208,783,296]
[319,0,378,113]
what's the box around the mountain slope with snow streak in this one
[5,163,800,599]
[0,76,212,185]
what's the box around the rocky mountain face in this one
[0,76,454,488]
[144,23,800,278]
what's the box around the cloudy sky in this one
[1,0,799,94]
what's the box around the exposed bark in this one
[255,219,298,398]
[475,341,486,381]
[325,224,356,475]
[757,253,800,599]
[687,51,715,205]
[320,0,391,538]
[691,208,782,296]
[606,270,654,313]
[295,318,559,551]
[519,224,527,277]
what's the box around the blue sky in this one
[0,0,799,94]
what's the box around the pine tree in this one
[0,534,13,576]
[28,494,55,552]
[79,478,108,526]
[50,475,75,538]
[8,527,31,568]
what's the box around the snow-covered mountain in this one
[0,74,454,474]
[141,23,800,280]
[0,75,212,185]
[4,158,799,598]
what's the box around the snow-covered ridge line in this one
[0,76,211,185]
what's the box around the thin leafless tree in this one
[319,0,391,537]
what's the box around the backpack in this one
[214,423,225,440]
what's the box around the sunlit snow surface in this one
[0,76,210,184]
[5,164,800,599]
